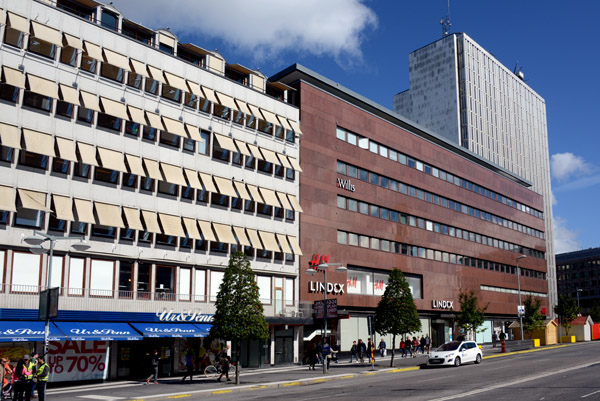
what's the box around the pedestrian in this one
[492,332,497,348]
[2,357,12,395]
[307,343,318,370]
[378,338,387,357]
[331,342,339,364]
[357,339,366,363]
[404,338,413,358]
[350,341,358,363]
[29,353,38,400]
[12,359,26,401]
[181,349,194,382]
[400,338,406,358]
[316,342,323,365]
[22,355,35,401]
[425,334,431,354]
[216,353,231,382]
[145,350,160,384]
[322,339,331,368]
[34,357,48,401]
[419,335,426,354]
[412,337,418,357]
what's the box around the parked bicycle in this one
[203,362,222,378]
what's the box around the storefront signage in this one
[156,308,214,322]
[314,299,338,319]
[308,281,345,295]
[337,178,356,192]
[47,340,109,382]
[432,300,454,309]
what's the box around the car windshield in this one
[436,341,461,351]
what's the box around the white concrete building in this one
[0,0,306,380]
[393,32,556,313]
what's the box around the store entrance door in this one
[275,327,294,364]
[431,322,446,348]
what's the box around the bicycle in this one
[203,362,222,378]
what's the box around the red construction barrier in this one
[592,323,600,340]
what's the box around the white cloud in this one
[550,152,593,181]
[553,216,581,254]
[110,0,378,66]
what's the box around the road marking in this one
[429,360,600,401]
[78,396,126,400]
[364,372,377,376]
[339,375,354,379]
[250,385,267,390]
[211,389,232,394]
[168,395,191,399]
[283,381,300,386]
[312,378,329,383]
[581,389,600,398]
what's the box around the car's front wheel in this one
[475,354,482,364]
[453,357,461,367]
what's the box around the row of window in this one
[480,285,547,298]
[336,126,543,220]
[336,229,547,281]
[336,160,545,240]
[345,267,423,299]
[337,194,545,260]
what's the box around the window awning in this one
[214,133,237,152]
[186,80,202,96]
[130,323,209,338]
[199,173,217,193]
[77,142,98,166]
[52,194,74,221]
[277,115,292,131]
[143,159,163,180]
[260,109,279,126]
[159,213,185,237]
[18,189,49,212]
[2,66,25,88]
[247,144,264,160]
[163,72,188,92]
[160,163,187,186]
[276,233,292,254]
[246,104,260,116]
[233,181,250,200]
[23,129,56,157]
[59,84,80,105]
[127,106,145,125]
[145,111,163,130]
[258,187,281,207]
[102,48,130,71]
[235,100,252,116]
[0,123,21,149]
[246,184,263,203]
[74,198,96,224]
[200,86,219,104]
[94,202,125,228]
[289,120,303,135]
[234,140,250,156]
[276,192,293,210]
[184,123,202,142]
[27,74,59,99]
[53,322,141,341]
[0,321,63,342]
[141,210,162,234]
[100,97,128,120]
[183,218,202,240]
[6,12,29,34]
[197,220,216,242]
[83,41,102,60]
[123,207,144,230]
[184,169,202,190]
[233,226,250,246]
[287,156,303,172]
[56,137,78,162]
[0,185,17,213]
[97,147,127,173]
[260,148,281,166]
[215,92,238,110]
[287,236,303,255]
[277,153,292,168]
[62,33,82,50]
[246,229,263,250]
[213,223,236,244]
[129,59,148,77]
[162,116,187,137]
[259,231,280,252]
[80,91,101,111]
[125,154,145,176]
[31,21,62,47]
[147,65,165,84]
[213,176,237,197]
[287,195,304,213]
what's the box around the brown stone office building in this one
[271,64,549,350]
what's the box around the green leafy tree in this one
[454,290,488,341]
[522,295,545,338]
[210,252,269,384]
[374,268,421,367]
[589,302,600,324]
[555,295,579,336]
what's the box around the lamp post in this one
[24,231,90,356]
[516,255,527,341]
[576,288,583,310]
[306,262,346,374]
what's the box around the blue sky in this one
[112,0,600,254]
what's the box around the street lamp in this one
[23,231,90,356]
[306,262,346,374]
[516,255,527,341]
[576,288,583,310]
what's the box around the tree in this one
[210,252,269,384]
[522,295,545,338]
[454,290,488,341]
[589,301,600,324]
[555,295,579,336]
[374,268,421,367]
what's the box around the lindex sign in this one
[314,299,337,319]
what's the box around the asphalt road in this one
[46,342,600,401]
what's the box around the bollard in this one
[500,339,506,353]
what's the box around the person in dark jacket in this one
[306,343,318,370]
[181,349,194,382]
[349,341,358,363]
[145,350,160,384]
[357,339,366,363]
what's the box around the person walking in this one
[306,343,318,370]
[419,336,426,354]
[145,350,160,384]
[412,337,419,357]
[378,339,387,357]
[400,338,406,358]
[349,341,358,363]
[322,338,331,368]
[181,349,194,382]
[316,342,323,365]
[34,357,48,401]
[1,357,12,396]
[404,338,413,358]
[357,339,366,363]
[330,342,339,364]
[492,332,497,348]
[216,352,231,382]
[29,353,38,400]
[425,334,431,354]
[12,359,26,401]
[22,355,35,401]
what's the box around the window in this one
[120,227,135,242]
[257,160,272,174]
[28,37,56,59]
[90,259,114,297]
[101,10,119,31]
[198,130,210,155]
[143,126,157,142]
[184,93,198,109]
[159,131,181,148]
[97,113,122,132]
[91,224,116,239]
[81,53,97,74]
[0,82,19,103]
[213,104,230,121]
[209,270,224,302]
[199,98,211,114]
[19,151,48,170]
[126,72,143,89]
[161,85,182,103]
[71,221,87,235]
[77,107,94,124]
[145,78,159,95]
[159,43,174,55]
[100,63,124,83]
[95,167,119,184]
[125,121,140,137]
[11,252,41,292]
[257,276,271,304]
[73,162,90,179]
[0,146,14,163]
[15,208,43,229]
[157,181,178,197]
[56,101,74,118]
[3,27,24,49]
[60,46,78,67]
[52,158,70,175]
[23,91,52,112]
[336,127,346,140]
[258,119,272,135]
[212,141,229,162]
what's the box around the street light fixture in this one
[576,288,583,310]
[516,255,527,341]
[306,262,346,374]
[23,231,90,356]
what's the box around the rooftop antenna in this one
[440,0,452,37]
[513,61,525,80]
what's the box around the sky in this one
[111,0,600,255]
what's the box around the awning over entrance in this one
[53,322,142,341]
[130,323,210,338]
[0,321,63,342]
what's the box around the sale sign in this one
[47,341,109,382]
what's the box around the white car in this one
[427,340,482,367]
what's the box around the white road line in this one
[78,396,126,400]
[581,389,600,398]
[429,361,600,401]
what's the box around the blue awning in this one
[53,322,142,341]
[0,321,63,342]
[130,323,209,338]
[193,324,212,337]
